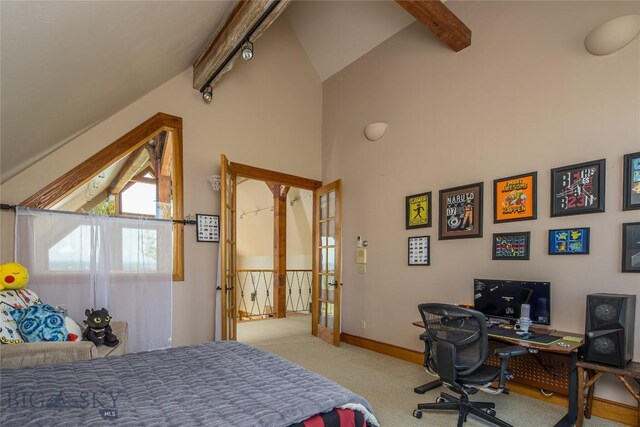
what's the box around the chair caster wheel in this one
[413,409,423,419]
[486,409,496,417]
[435,397,446,403]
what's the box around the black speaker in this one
[584,293,636,368]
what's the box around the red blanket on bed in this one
[289,408,367,427]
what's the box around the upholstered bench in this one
[0,321,127,368]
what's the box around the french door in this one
[220,154,237,340]
[219,156,341,347]
[312,180,342,346]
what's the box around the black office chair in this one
[413,303,528,427]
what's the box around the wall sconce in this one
[209,175,221,192]
[364,122,388,141]
[585,14,640,56]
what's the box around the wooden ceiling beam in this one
[160,132,173,177]
[193,0,291,91]
[108,146,149,194]
[395,0,471,52]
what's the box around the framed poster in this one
[439,182,483,240]
[196,214,219,242]
[492,232,530,260]
[551,159,605,217]
[408,236,430,266]
[493,172,537,223]
[548,227,590,255]
[406,192,432,229]
[623,152,640,210]
[622,222,640,272]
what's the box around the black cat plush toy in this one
[83,308,119,347]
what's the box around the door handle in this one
[328,282,338,288]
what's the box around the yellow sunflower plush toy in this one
[0,262,29,290]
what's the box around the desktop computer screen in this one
[473,278,551,325]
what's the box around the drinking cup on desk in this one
[514,317,532,334]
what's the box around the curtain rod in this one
[0,204,197,225]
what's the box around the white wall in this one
[0,18,322,346]
[322,1,639,404]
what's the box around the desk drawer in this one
[487,342,570,395]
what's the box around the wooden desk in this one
[576,360,640,427]
[413,321,584,427]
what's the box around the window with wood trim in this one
[21,113,185,281]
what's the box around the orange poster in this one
[494,173,537,223]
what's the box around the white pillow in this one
[0,289,41,344]
[64,316,83,342]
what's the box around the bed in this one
[0,341,378,427]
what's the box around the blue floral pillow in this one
[10,304,68,342]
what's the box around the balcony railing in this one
[236,269,311,321]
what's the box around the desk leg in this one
[414,379,441,394]
[576,366,585,427]
[554,351,578,427]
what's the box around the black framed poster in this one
[551,159,605,217]
[622,222,640,272]
[548,227,590,255]
[408,236,430,266]
[439,182,483,240]
[406,192,432,230]
[196,214,220,242]
[623,152,640,210]
[492,231,531,260]
[493,172,537,223]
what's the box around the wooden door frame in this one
[225,160,322,333]
[230,162,322,192]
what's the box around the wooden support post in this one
[267,182,290,318]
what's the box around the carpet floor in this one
[237,315,619,427]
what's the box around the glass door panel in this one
[312,180,342,346]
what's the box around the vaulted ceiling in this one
[0,1,438,184]
[0,0,233,183]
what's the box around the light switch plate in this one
[356,248,367,264]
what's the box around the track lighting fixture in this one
[241,40,254,61]
[203,86,213,103]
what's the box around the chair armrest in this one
[493,345,527,389]
[494,345,528,359]
[0,341,97,368]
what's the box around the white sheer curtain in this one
[15,207,172,352]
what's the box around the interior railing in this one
[236,269,311,321]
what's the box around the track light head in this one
[202,86,213,103]
[242,41,253,61]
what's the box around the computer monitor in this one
[473,278,551,325]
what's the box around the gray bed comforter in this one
[0,341,378,427]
